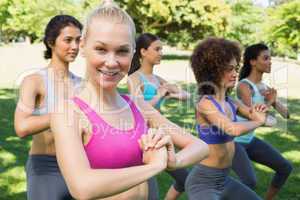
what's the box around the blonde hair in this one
[82,0,136,47]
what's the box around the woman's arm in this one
[263,87,289,119]
[136,97,209,169]
[272,100,289,119]
[127,74,167,107]
[197,97,266,137]
[14,75,50,138]
[51,101,167,200]
[236,82,253,107]
[157,76,190,100]
[236,82,267,119]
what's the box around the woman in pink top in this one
[50,1,209,200]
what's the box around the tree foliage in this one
[0,0,299,58]
[265,0,300,58]
[81,0,231,48]
[0,0,14,43]
[1,0,81,42]
[226,0,265,47]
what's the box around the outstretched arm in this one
[263,87,289,119]
[157,76,190,100]
[197,97,266,137]
[135,96,209,169]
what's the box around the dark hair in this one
[43,15,82,59]
[190,37,241,96]
[239,43,269,81]
[128,33,159,75]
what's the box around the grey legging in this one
[147,168,189,200]
[26,155,72,200]
[167,168,189,192]
[26,155,161,200]
[185,164,262,200]
[232,137,293,189]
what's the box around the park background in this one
[0,0,299,199]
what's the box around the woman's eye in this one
[117,49,130,55]
[96,48,106,53]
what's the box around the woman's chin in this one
[96,80,119,90]
[154,60,161,65]
[95,74,123,89]
[226,84,235,89]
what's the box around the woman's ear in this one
[47,41,54,49]
[250,59,256,67]
[140,48,147,57]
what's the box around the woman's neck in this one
[214,87,227,102]
[247,68,263,84]
[48,57,69,79]
[84,80,119,108]
[140,60,154,75]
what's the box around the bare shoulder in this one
[237,82,251,92]
[18,72,46,98]
[127,72,144,94]
[237,82,253,106]
[127,71,141,82]
[196,96,218,115]
[21,72,43,87]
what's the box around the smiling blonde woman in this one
[50,1,208,200]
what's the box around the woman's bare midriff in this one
[29,129,56,155]
[98,182,148,200]
[29,72,76,156]
[200,141,235,169]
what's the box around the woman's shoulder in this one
[196,95,217,112]
[237,80,253,95]
[127,71,143,85]
[19,69,46,91]
[128,71,140,78]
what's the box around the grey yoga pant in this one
[26,155,72,200]
[185,164,262,200]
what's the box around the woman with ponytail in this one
[127,33,190,110]
[232,43,292,200]
[127,33,191,200]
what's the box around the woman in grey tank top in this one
[14,15,82,200]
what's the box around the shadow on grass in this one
[0,89,30,200]
[250,98,300,199]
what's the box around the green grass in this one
[1,85,299,200]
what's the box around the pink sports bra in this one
[72,95,148,169]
